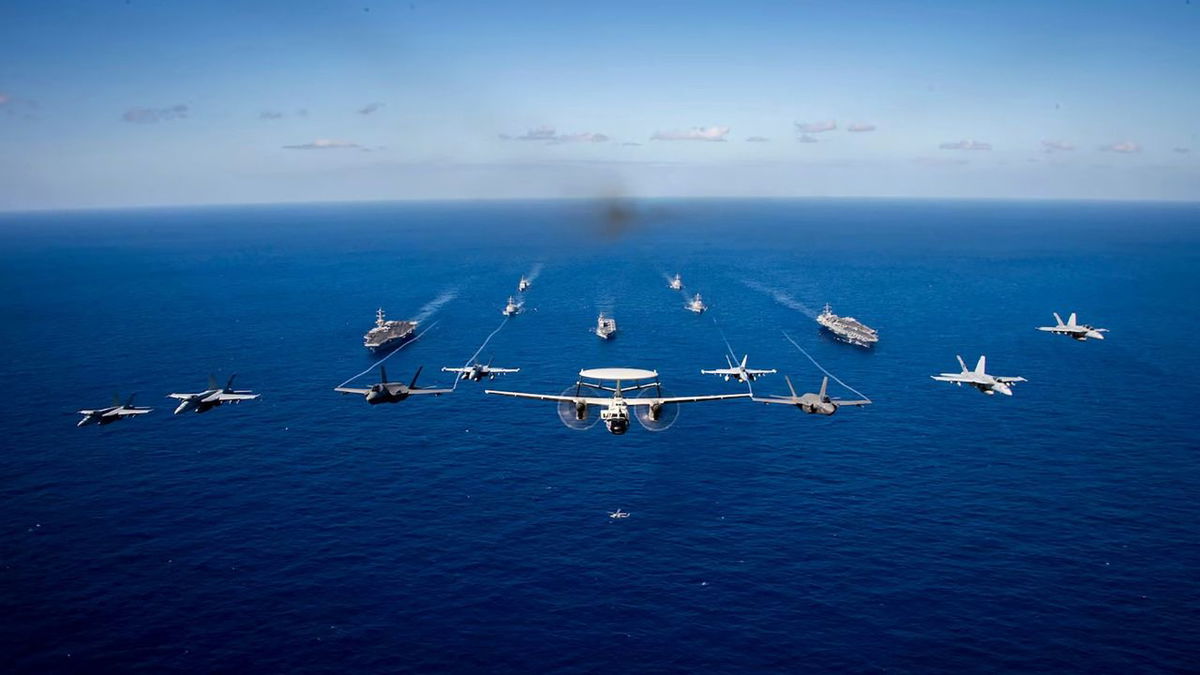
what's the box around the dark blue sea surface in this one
[1,199,1197,672]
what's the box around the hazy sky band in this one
[0,0,1197,209]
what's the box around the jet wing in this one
[334,387,371,395]
[484,390,613,406]
[105,407,152,417]
[1037,326,1070,333]
[625,393,750,405]
[487,368,520,374]
[931,374,970,383]
[216,393,260,401]
[700,368,739,376]
[167,393,197,400]
[408,388,453,395]
[995,376,1027,383]
[745,369,777,375]
[750,396,800,405]
[831,398,871,407]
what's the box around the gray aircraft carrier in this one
[816,303,878,347]
[364,308,417,352]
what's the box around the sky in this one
[1,0,1198,210]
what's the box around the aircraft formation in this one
[76,269,1108,433]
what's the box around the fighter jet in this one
[441,359,520,382]
[752,376,870,414]
[931,355,1026,396]
[334,365,451,404]
[701,354,777,383]
[1037,312,1108,341]
[77,393,153,427]
[168,374,260,414]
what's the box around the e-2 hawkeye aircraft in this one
[168,374,260,414]
[752,376,870,415]
[486,367,748,435]
[77,393,153,427]
[335,365,452,404]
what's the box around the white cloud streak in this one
[651,126,730,141]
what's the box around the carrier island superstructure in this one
[816,303,878,347]
[363,308,417,352]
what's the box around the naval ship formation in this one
[364,308,417,352]
[816,303,878,347]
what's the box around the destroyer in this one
[364,308,418,352]
[595,313,617,340]
[686,293,707,314]
[502,296,521,317]
[518,276,531,292]
[816,303,878,347]
[668,274,683,290]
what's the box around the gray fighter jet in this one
[77,393,153,427]
[442,359,520,382]
[335,365,452,404]
[168,374,260,414]
[701,354,777,383]
[752,376,870,414]
[931,355,1026,396]
[1037,312,1108,341]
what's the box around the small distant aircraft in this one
[701,354,776,383]
[931,356,1026,396]
[335,365,452,404]
[441,360,520,382]
[486,367,748,435]
[668,274,683,290]
[168,374,260,414]
[609,509,630,519]
[77,393,153,427]
[752,376,870,415]
[518,276,531,292]
[1037,312,1108,341]
[686,293,707,314]
[502,296,522,317]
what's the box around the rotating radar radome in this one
[634,387,680,432]
[556,386,599,430]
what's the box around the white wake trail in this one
[742,279,817,319]
[524,263,544,284]
[782,331,872,402]
[413,287,459,324]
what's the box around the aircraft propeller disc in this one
[556,386,599,431]
[633,387,680,432]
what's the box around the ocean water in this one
[0,199,1197,672]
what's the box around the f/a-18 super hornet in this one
[77,393,153,427]
[931,355,1026,396]
[335,365,452,404]
[442,359,520,382]
[701,354,777,383]
[1037,312,1109,341]
[486,367,748,435]
[752,376,871,415]
[169,374,260,414]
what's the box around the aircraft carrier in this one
[363,308,417,352]
[816,303,878,347]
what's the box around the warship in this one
[595,313,617,340]
[668,274,683,290]
[502,296,521,317]
[686,293,707,314]
[363,308,417,352]
[518,276,531,292]
[816,303,878,347]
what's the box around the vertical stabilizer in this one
[956,355,968,372]
[1053,312,1064,326]
[1068,312,1078,327]
[818,376,829,399]
[785,375,798,398]
[974,355,987,374]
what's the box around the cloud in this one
[846,123,876,133]
[914,156,969,166]
[621,142,642,147]
[260,110,285,120]
[1099,141,1141,153]
[651,126,730,141]
[797,134,818,143]
[1174,147,1191,154]
[795,120,836,133]
[0,93,8,106]
[358,102,384,115]
[122,104,189,124]
[745,136,770,142]
[939,139,992,151]
[1041,140,1074,153]
[282,139,363,150]
[501,126,610,143]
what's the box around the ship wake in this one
[413,287,459,324]
[742,279,816,319]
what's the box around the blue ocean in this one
[1,199,1197,672]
